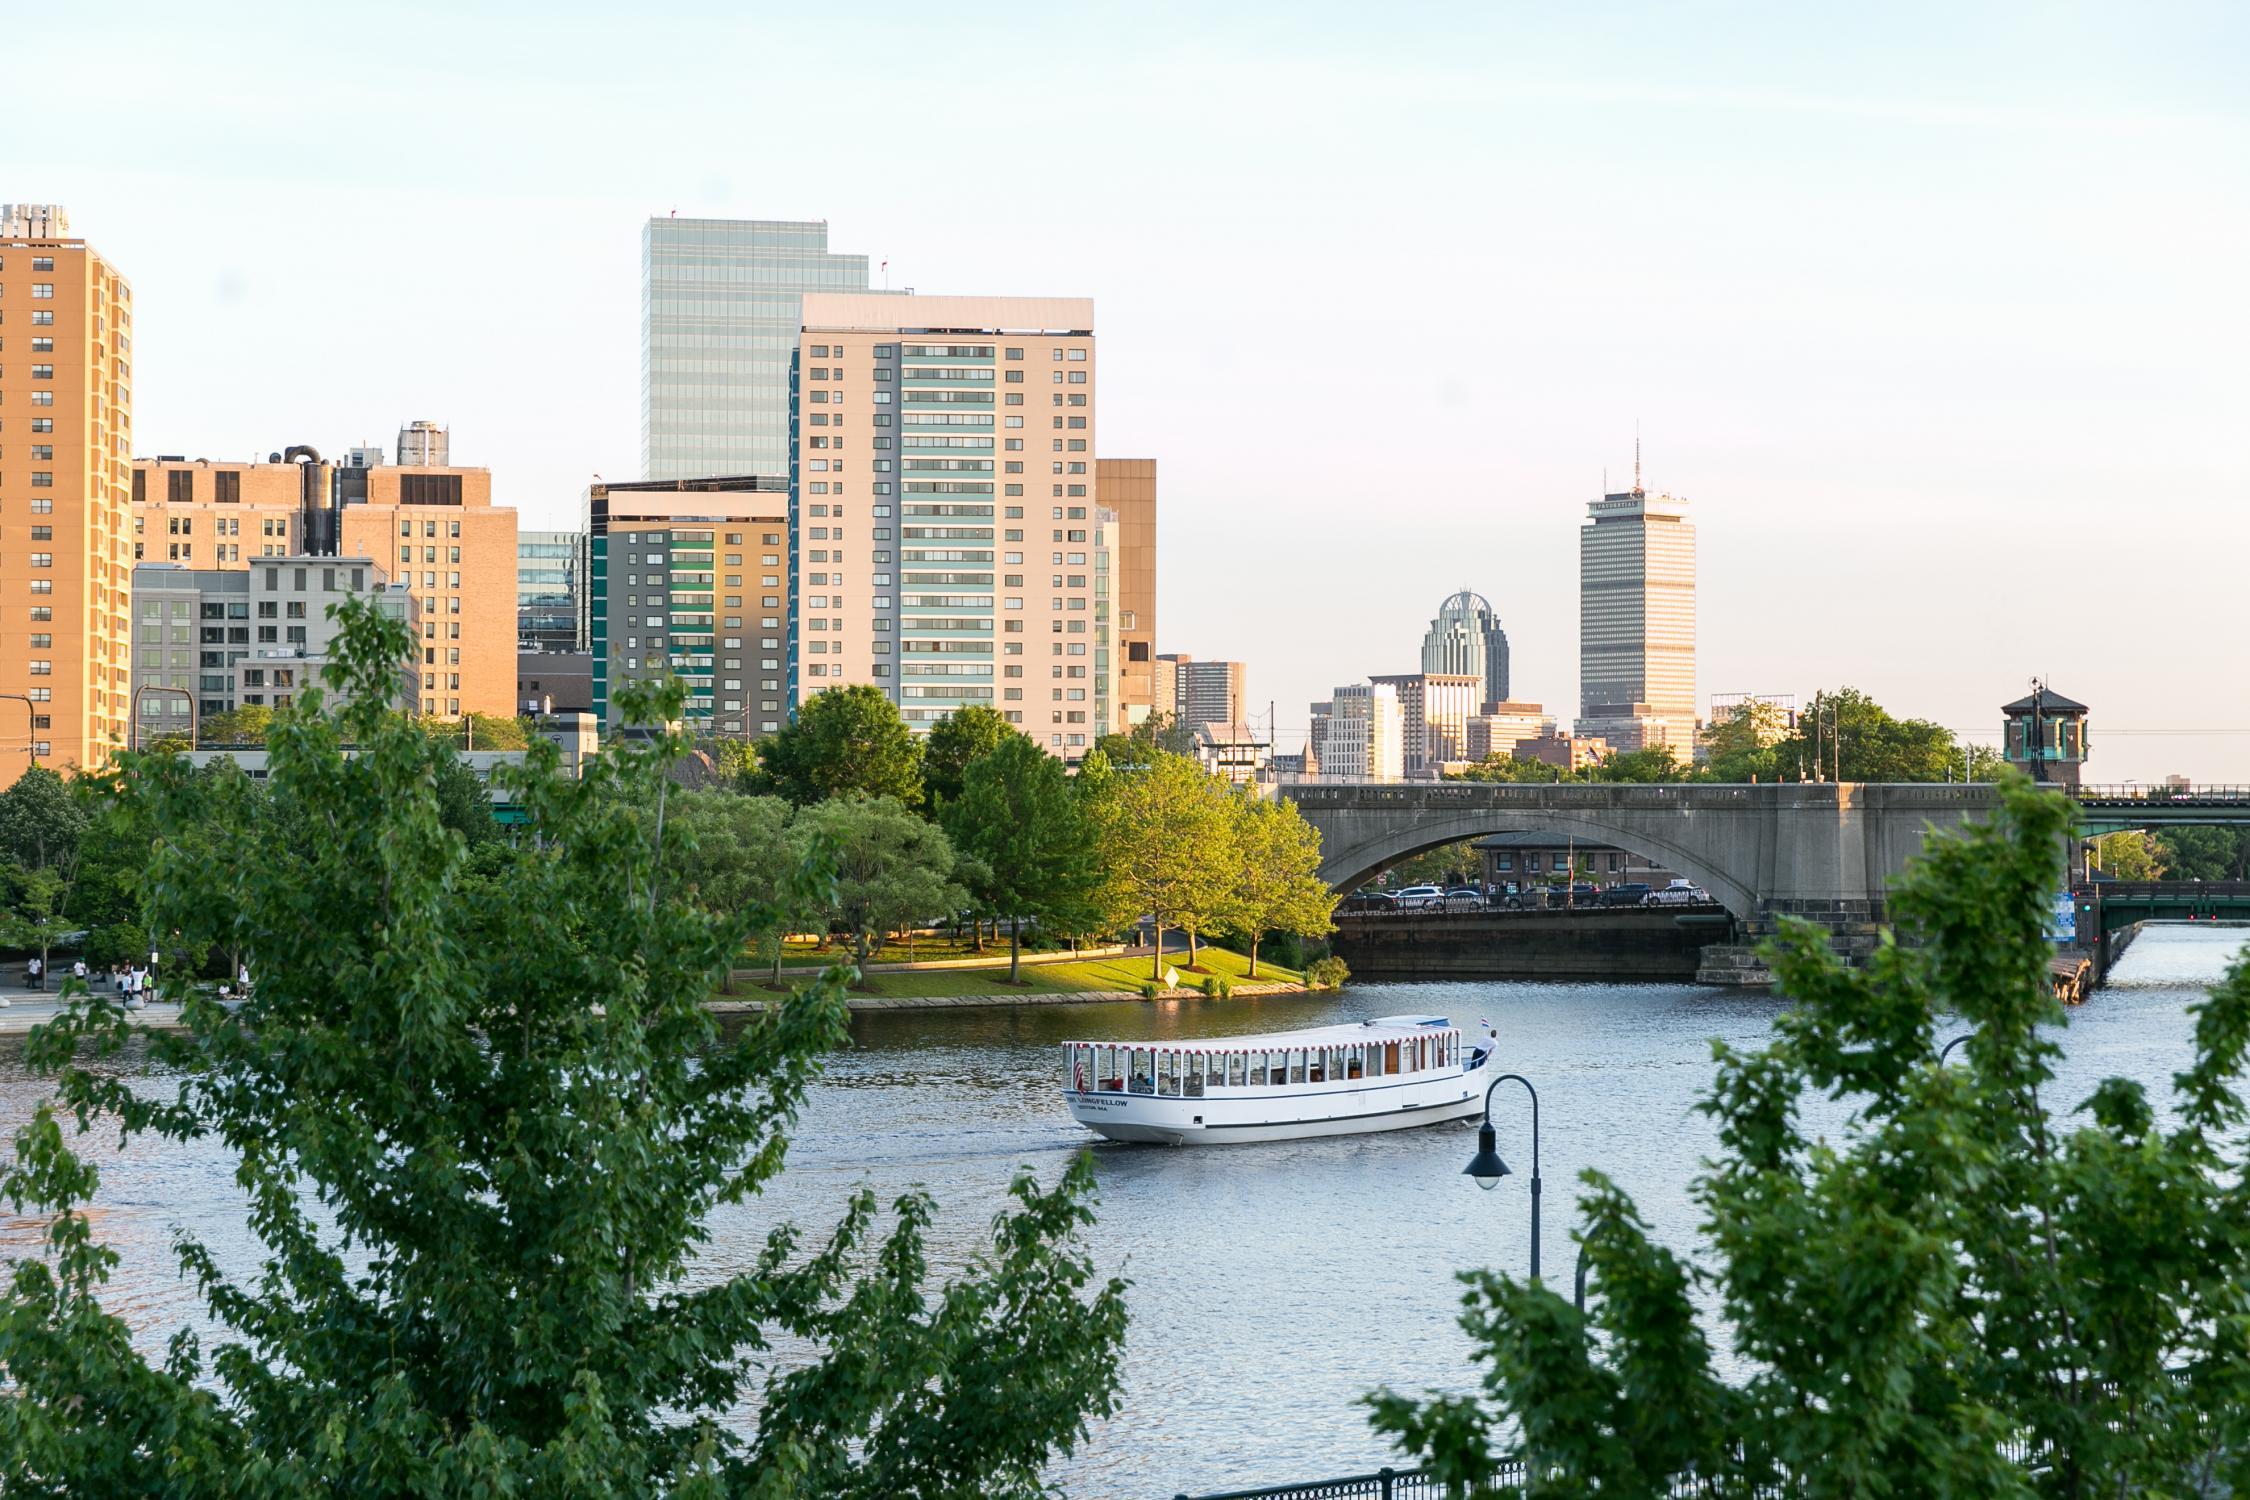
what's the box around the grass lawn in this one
[732,945,1301,998]
[762,933,1071,965]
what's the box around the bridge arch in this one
[1316,807,1762,921]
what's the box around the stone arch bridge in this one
[1284,781,2000,934]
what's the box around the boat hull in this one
[1066,1056,1496,1146]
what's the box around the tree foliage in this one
[942,735,1101,983]
[420,712,535,751]
[796,794,965,975]
[921,705,1016,813]
[668,791,819,986]
[1369,777,2250,1494]
[2158,825,2250,882]
[196,704,275,746]
[2090,829,2164,880]
[0,596,1126,1497]
[1085,749,1237,978]
[0,766,86,873]
[753,685,925,808]
[1223,792,1335,978]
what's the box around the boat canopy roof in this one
[1066,1015,1467,1051]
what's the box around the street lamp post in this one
[1462,1071,1542,1282]
[1939,1033,1973,1065]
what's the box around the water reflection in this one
[0,928,2239,1499]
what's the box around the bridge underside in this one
[1290,783,1997,937]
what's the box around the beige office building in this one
[794,293,1109,758]
[1371,671,1482,773]
[1577,482,1696,753]
[1323,682,1403,782]
[1098,457,1158,729]
[0,205,134,782]
[132,452,519,719]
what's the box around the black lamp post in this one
[1462,1071,1541,1282]
[1939,1033,1973,1065]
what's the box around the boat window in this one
[1288,1049,1306,1085]
[1228,1052,1246,1087]
[1129,1047,1153,1095]
[1307,1048,1326,1084]
[1347,1046,1364,1080]
[1100,1045,1123,1091]
[1069,1046,1086,1092]
[1159,1052,1180,1096]
[1268,1052,1286,1086]
[1184,1053,1205,1098]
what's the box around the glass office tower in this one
[517,529,587,651]
[640,218,876,480]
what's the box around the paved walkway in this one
[0,985,187,1036]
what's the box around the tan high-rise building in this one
[583,476,791,736]
[0,205,134,783]
[1577,479,1696,754]
[795,293,1108,759]
[1156,654,1246,731]
[1098,457,1157,729]
[1371,671,1481,773]
[132,451,519,719]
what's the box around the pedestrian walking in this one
[27,956,42,991]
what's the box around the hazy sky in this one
[25,1,2248,778]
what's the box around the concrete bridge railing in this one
[1282,780,1999,935]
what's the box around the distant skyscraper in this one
[396,420,449,467]
[641,218,876,480]
[1156,654,1246,731]
[1576,466,1696,753]
[1420,588,1511,709]
[1326,682,1403,781]
[0,203,134,782]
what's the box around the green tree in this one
[706,734,760,792]
[421,712,534,751]
[2158,825,2250,881]
[1783,687,1968,782]
[196,704,274,746]
[943,735,1101,984]
[1087,749,1236,979]
[2090,829,2164,880]
[1368,777,2250,1494]
[0,595,1127,1496]
[797,793,965,975]
[1700,699,1791,782]
[429,747,504,846]
[1094,709,1198,764]
[1587,746,1690,783]
[0,765,86,872]
[668,791,818,987]
[1452,755,1573,784]
[753,684,925,808]
[1,867,74,988]
[921,704,1016,812]
[1224,792,1335,978]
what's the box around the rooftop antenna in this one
[881,258,889,290]
[1633,421,1643,495]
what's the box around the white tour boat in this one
[1062,1014,1500,1145]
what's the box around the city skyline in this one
[19,3,2248,779]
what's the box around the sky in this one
[21,0,2249,779]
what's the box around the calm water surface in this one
[1,926,2241,1499]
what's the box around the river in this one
[1,925,2242,1498]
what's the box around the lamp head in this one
[1463,1121,1511,1191]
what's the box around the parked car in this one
[1338,890,1399,915]
[1598,882,1654,908]
[1441,888,1487,912]
[1539,883,1601,909]
[1646,883,1712,906]
[1393,885,1444,911]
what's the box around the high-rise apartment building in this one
[1156,654,1246,731]
[793,292,1109,758]
[0,204,134,782]
[1577,478,1696,753]
[131,556,419,739]
[518,529,587,651]
[1098,458,1158,727]
[584,475,790,736]
[133,448,519,718]
[1420,588,1511,709]
[642,218,877,481]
